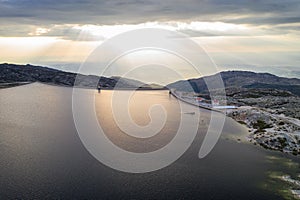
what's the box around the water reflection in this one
[0,83,299,199]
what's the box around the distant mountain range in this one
[1,63,300,96]
[0,63,164,89]
[168,71,300,96]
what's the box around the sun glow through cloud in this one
[71,21,249,40]
[1,18,300,78]
[0,21,252,65]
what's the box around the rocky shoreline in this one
[226,106,300,155]
[224,87,300,155]
[171,87,300,156]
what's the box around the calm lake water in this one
[0,83,299,199]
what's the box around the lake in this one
[0,83,299,199]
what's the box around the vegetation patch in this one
[253,119,273,131]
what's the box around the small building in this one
[196,97,205,102]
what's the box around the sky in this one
[1,0,300,82]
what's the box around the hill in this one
[168,71,300,96]
[0,63,164,89]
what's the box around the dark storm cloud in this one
[1,0,299,24]
[0,0,158,24]
[0,0,299,37]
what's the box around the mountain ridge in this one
[1,63,300,94]
[167,70,300,96]
[0,63,165,89]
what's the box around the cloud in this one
[226,16,300,26]
[0,21,253,41]
[0,0,299,42]
[1,0,299,26]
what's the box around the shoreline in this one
[0,81,168,91]
[226,107,300,156]
[169,89,223,113]
[0,82,31,89]
[170,89,300,156]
